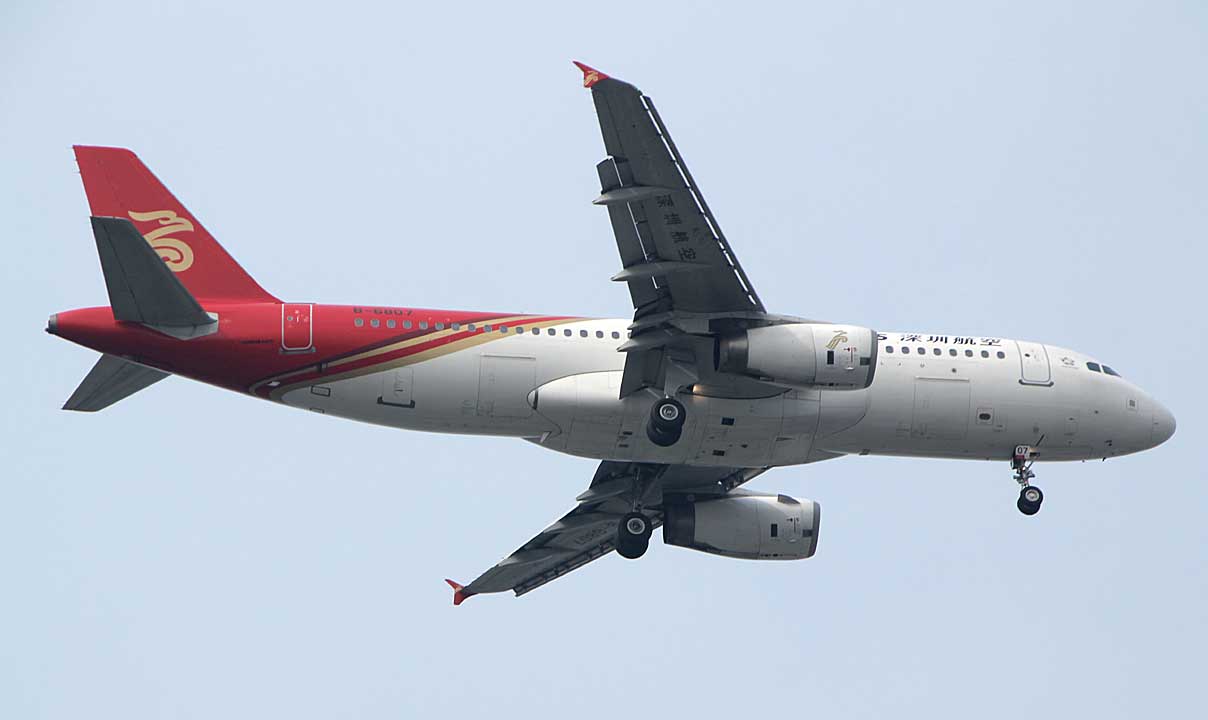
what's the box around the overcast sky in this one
[2,1,1205,718]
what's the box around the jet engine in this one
[715,323,878,390]
[662,492,820,560]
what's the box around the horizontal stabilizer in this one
[63,354,170,412]
[91,216,216,327]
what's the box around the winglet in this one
[445,578,472,606]
[572,61,609,88]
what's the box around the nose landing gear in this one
[1012,445,1044,515]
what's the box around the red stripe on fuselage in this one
[49,303,580,398]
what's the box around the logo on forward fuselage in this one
[128,210,195,272]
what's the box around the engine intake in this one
[716,322,877,390]
[663,492,820,560]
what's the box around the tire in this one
[647,422,681,447]
[617,513,652,559]
[1016,484,1043,515]
[616,535,648,559]
[650,398,686,433]
[647,398,686,447]
[620,512,652,540]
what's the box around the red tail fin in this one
[73,146,278,303]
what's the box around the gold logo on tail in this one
[826,330,849,350]
[128,210,195,272]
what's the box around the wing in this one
[575,63,792,397]
[446,460,768,603]
[578,62,763,318]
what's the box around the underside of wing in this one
[448,461,767,602]
[580,62,764,321]
[575,62,812,399]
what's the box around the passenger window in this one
[564,329,572,337]
[515,326,524,333]
[900,346,908,354]
[980,350,989,358]
[451,323,460,330]
[419,321,428,330]
[932,348,941,355]
[548,328,556,336]
[580,330,588,337]
[949,349,957,356]
[403,320,412,329]
[612,331,620,339]
[996,351,1005,359]
[499,326,508,333]
[886,346,894,354]
[467,324,476,332]
[596,331,604,338]
[387,319,396,328]
[371,319,380,328]
[354,318,364,327]
[435,322,445,330]
[532,328,540,335]
[1103,365,1120,377]
[483,325,492,332]
[916,347,925,355]
[1087,361,1101,372]
[965,349,973,357]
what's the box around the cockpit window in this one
[1086,361,1101,372]
[1103,365,1121,377]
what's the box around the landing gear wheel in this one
[616,512,653,559]
[1017,485,1044,515]
[1011,445,1043,515]
[646,423,681,447]
[647,398,686,447]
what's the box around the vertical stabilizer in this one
[74,146,278,303]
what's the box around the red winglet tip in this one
[572,61,609,88]
[445,579,470,606]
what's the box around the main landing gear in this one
[616,512,654,559]
[1012,445,1044,516]
[646,397,686,447]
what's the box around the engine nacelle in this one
[716,323,878,390]
[663,492,820,560]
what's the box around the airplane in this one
[48,62,1175,604]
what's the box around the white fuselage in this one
[281,319,1172,468]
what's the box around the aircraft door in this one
[379,368,415,408]
[1016,341,1052,385]
[282,303,313,352]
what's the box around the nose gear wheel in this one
[1012,445,1044,515]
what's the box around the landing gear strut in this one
[616,512,653,559]
[646,397,686,447]
[1012,445,1044,515]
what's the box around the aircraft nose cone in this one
[1151,403,1176,447]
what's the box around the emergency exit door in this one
[281,303,313,352]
